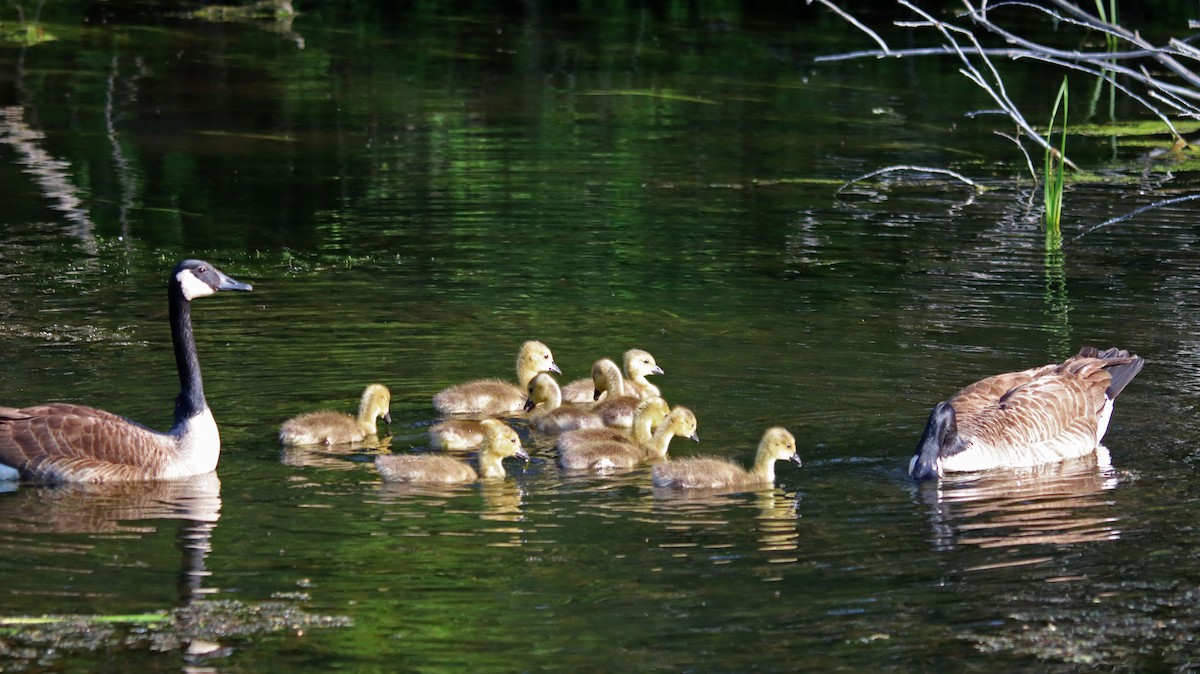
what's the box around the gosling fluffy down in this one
[279,384,392,446]
[652,427,800,490]
[432,340,561,416]
[376,419,528,483]
[557,401,694,472]
[524,373,604,434]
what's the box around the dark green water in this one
[3,2,1200,671]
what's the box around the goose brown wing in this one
[950,366,1107,449]
[0,405,173,482]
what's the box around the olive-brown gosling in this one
[432,340,561,416]
[279,384,392,446]
[524,373,604,434]
[652,427,800,490]
[558,402,695,472]
[428,419,486,451]
[555,396,670,453]
[376,419,528,483]
[589,358,644,428]
[624,349,664,399]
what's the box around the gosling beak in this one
[548,363,562,375]
[515,447,530,461]
[688,432,699,443]
[592,389,602,401]
[523,398,536,412]
[789,453,802,468]
[383,412,392,425]
[652,365,664,375]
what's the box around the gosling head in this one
[591,358,624,399]
[664,406,700,443]
[523,372,559,412]
[760,427,801,467]
[633,396,670,425]
[519,340,562,380]
[359,384,393,426]
[624,349,663,379]
[480,419,529,461]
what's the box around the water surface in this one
[2,2,1200,671]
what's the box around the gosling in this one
[279,384,392,446]
[524,373,604,434]
[376,419,528,483]
[432,340,561,416]
[651,427,800,491]
[558,402,695,472]
[624,349,664,399]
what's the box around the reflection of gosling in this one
[624,349,664,399]
[589,359,643,428]
[279,384,392,446]
[376,419,528,483]
[558,402,694,471]
[652,427,800,490]
[433,341,561,415]
[524,373,604,434]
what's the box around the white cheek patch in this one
[176,269,216,300]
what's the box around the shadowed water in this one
[2,2,1200,672]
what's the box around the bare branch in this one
[836,165,983,194]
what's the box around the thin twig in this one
[836,165,983,194]
[1070,194,1200,244]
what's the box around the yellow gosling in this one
[279,384,392,446]
[652,427,800,490]
[376,419,527,483]
[432,341,560,416]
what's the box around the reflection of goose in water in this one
[279,434,393,470]
[916,448,1122,551]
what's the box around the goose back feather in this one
[909,346,1145,480]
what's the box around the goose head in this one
[661,406,700,443]
[358,384,393,430]
[523,372,562,412]
[516,340,562,387]
[173,259,253,300]
[909,401,960,480]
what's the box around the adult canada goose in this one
[523,372,604,434]
[908,346,1145,480]
[558,401,695,472]
[432,340,560,416]
[589,359,643,428]
[652,427,800,490]
[0,259,252,483]
[375,419,528,483]
[624,349,664,399]
[278,384,392,446]
[555,396,670,453]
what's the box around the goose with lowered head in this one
[433,340,560,416]
[279,384,392,446]
[652,427,800,491]
[588,358,644,428]
[908,346,1144,480]
[0,259,252,483]
[558,401,695,472]
[524,372,604,434]
[376,419,528,483]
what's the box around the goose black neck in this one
[169,280,207,426]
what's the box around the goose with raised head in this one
[652,427,800,490]
[558,400,694,472]
[908,346,1145,480]
[375,419,528,483]
[524,372,605,434]
[432,340,560,416]
[279,384,392,446]
[0,259,252,483]
[624,349,664,400]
